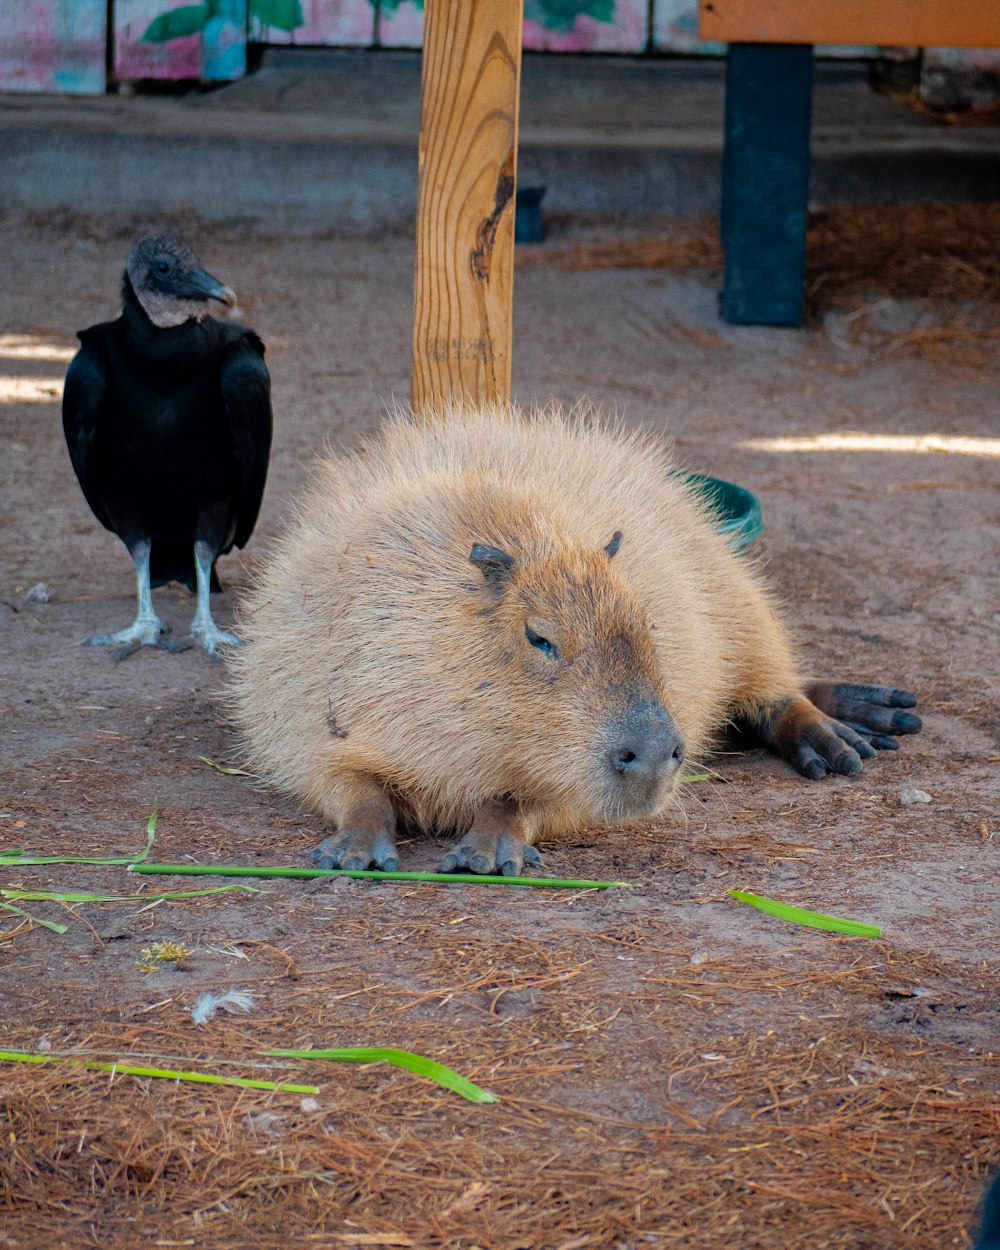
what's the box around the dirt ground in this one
[0,206,998,1249]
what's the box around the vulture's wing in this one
[62,337,115,534]
[220,331,273,550]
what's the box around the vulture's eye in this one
[154,260,171,275]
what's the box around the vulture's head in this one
[124,235,237,328]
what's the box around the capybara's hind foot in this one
[441,799,543,876]
[804,683,922,751]
[312,828,399,873]
[752,682,922,780]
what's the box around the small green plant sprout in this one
[138,939,193,974]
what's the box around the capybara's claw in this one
[311,828,398,872]
[857,730,901,751]
[441,829,539,876]
[787,717,874,779]
[519,845,544,873]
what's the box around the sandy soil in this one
[0,209,997,1249]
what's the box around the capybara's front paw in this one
[441,829,544,877]
[804,682,922,751]
[312,828,399,872]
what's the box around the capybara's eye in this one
[525,625,557,658]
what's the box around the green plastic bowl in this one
[680,472,764,550]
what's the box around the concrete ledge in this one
[2,50,997,228]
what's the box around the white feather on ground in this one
[190,990,255,1025]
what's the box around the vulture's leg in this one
[188,540,241,658]
[84,539,181,661]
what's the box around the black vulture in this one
[62,235,273,658]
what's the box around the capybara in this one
[227,402,921,876]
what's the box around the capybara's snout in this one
[605,699,684,815]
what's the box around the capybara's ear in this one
[604,531,623,559]
[470,543,515,585]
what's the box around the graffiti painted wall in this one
[0,0,106,94]
[1,0,998,93]
[258,0,373,47]
[0,0,680,90]
[115,0,249,82]
[248,0,650,52]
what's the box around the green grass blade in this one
[2,885,257,903]
[678,772,717,784]
[129,862,629,889]
[198,756,257,777]
[138,805,158,859]
[730,890,882,937]
[1,902,69,934]
[0,1050,317,1094]
[268,1046,498,1104]
[0,807,157,867]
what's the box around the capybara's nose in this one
[608,703,684,785]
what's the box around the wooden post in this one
[412,0,523,412]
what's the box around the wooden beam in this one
[700,0,1000,50]
[412,0,523,412]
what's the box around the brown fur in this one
[226,401,807,853]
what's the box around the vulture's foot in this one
[188,616,242,659]
[83,615,184,662]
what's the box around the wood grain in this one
[700,0,1000,49]
[412,0,523,412]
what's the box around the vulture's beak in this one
[178,267,238,308]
